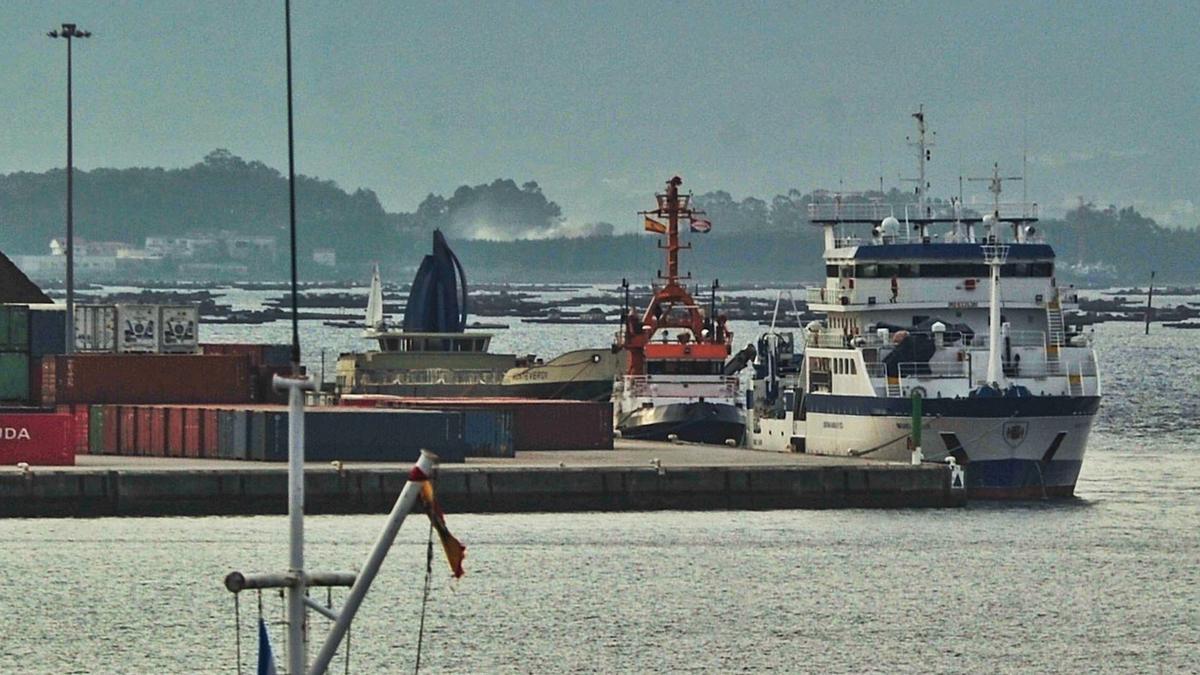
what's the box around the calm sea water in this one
[0,318,1196,673]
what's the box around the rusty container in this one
[166,407,186,457]
[50,354,255,404]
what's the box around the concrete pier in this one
[0,441,964,517]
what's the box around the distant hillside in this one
[1,151,1196,284]
[0,150,395,267]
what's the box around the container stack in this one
[0,305,30,405]
[1,305,67,405]
[80,403,473,462]
[338,395,613,451]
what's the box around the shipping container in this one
[28,308,67,358]
[74,305,117,352]
[134,407,151,455]
[0,353,30,402]
[88,405,104,454]
[151,406,167,456]
[202,408,219,458]
[0,305,30,352]
[463,409,515,458]
[230,409,249,460]
[56,404,89,454]
[184,407,202,458]
[159,306,199,353]
[39,356,56,406]
[248,411,267,461]
[201,343,293,367]
[217,410,235,459]
[115,305,159,353]
[166,407,185,457]
[0,412,75,466]
[102,405,119,453]
[302,409,466,463]
[119,406,138,454]
[49,354,255,404]
[337,396,613,451]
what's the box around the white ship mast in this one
[902,105,935,238]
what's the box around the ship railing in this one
[374,368,503,386]
[625,375,739,398]
[807,200,1037,222]
[962,330,1047,349]
[808,202,898,222]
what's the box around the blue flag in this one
[257,618,278,675]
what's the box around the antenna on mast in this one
[901,104,935,219]
[968,162,1023,241]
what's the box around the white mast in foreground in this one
[981,236,1010,389]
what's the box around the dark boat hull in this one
[617,401,745,445]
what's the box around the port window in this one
[900,263,920,278]
[859,264,878,278]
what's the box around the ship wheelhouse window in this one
[646,360,723,375]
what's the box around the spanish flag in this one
[644,216,667,234]
[419,480,466,578]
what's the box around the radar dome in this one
[880,216,900,232]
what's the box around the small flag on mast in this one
[644,217,667,234]
[419,480,467,578]
[689,217,712,233]
[257,618,278,675]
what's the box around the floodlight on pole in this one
[47,23,91,354]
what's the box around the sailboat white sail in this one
[364,264,384,335]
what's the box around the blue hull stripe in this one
[805,394,1100,418]
[967,459,1083,492]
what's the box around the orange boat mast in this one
[618,176,731,374]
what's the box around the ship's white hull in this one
[754,393,1099,498]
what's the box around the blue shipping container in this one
[28,309,66,358]
[300,409,466,463]
[463,409,514,458]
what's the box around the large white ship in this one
[748,110,1101,498]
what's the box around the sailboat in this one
[363,263,385,335]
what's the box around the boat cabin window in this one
[830,261,1054,279]
[646,359,724,375]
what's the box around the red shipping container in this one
[150,406,166,457]
[72,405,89,454]
[51,354,255,404]
[202,408,219,458]
[40,356,56,407]
[136,407,154,456]
[167,407,186,457]
[102,405,119,453]
[119,406,138,454]
[184,407,202,458]
[0,412,75,466]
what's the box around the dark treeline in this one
[0,151,1195,283]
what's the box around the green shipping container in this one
[89,405,105,454]
[0,353,31,401]
[0,306,30,352]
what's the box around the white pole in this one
[308,451,437,675]
[278,374,315,675]
[984,248,1006,389]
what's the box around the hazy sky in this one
[3,1,1197,230]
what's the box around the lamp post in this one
[47,23,91,355]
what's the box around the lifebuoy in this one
[909,385,927,398]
